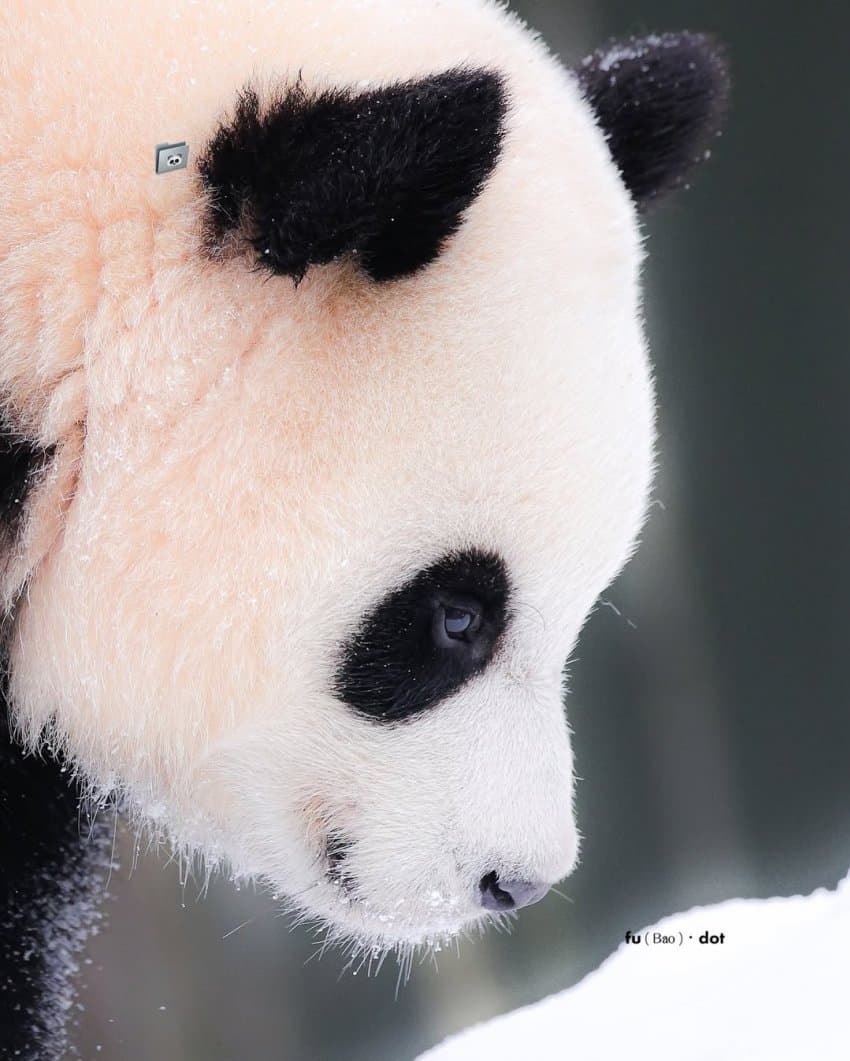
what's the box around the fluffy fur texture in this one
[197,68,508,282]
[0,0,726,968]
[577,32,730,206]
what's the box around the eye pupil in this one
[444,606,473,638]
[431,597,484,649]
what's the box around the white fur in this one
[0,0,654,952]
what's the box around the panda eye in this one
[334,549,511,723]
[433,600,482,648]
[444,607,473,636]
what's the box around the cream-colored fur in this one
[0,0,654,951]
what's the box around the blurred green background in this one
[76,1,850,1057]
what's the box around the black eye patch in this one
[333,550,511,724]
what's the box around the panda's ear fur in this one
[576,32,730,208]
[197,67,507,284]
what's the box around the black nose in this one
[478,871,550,911]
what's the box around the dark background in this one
[76,2,850,1057]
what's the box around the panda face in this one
[1,0,727,955]
[8,234,651,947]
[153,295,652,950]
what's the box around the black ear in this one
[197,68,507,284]
[576,32,730,208]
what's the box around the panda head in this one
[0,3,727,957]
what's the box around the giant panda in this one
[0,0,728,1052]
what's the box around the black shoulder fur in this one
[0,427,54,549]
[0,422,108,1059]
[1,686,111,1060]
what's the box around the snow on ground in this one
[419,868,850,1060]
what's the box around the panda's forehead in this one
[228,200,653,676]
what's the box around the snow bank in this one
[419,868,850,1060]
